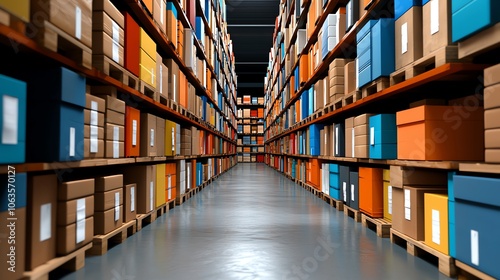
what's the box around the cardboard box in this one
[95,175,123,192]
[485,128,500,148]
[105,124,125,141]
[485,149,500,163]
[92,31,124,65]
[85,94,106,112]
[484,63,500,87]
[56,216,93,255]
[395,7,423,70]
[140,113,157,156]
[354,145,369,158]
[125,106,140,157]
[354,113,373,126]
[484,84,500,110]
[31,0,92,47]
[354,124,369,136]
[400,186,447,241]
[422,0,452,55]
[105,109,125,126]
[0,208,26,279]
[391,187,404,234]
[92,11,125,44]
[95,188,123,211]
[27,174,57,270]
[485,107,500,130]
[123,165,156,214]
[94,207,122,235]
[123,184,137,223]
[59,179,95,201]
[396,105,484,160]
[84,125,104,139]
[57,195,94,225]
[84,109,105,126]
[424,193,449,254]
[153,0,166,34]
[156,54,169,98]
[93,0,124,29]
[389,165,447,188]
[140,28,156,59]
[84,138,105,158]
[344,61,356,94]
[105,140,124,158]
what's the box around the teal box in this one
[369,114,397,159]
[329,163,339,173]
[0,74,26,164]
[452,0,500,42]
[0,173,27,210]
[372,18,395,81]
[27,102,84,162]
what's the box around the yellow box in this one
[140,49,156,87]
[424,193,449,255]
[383,179,392,222]
[164,120,176,156]
[156,163,166,207]
[140,27,156,59]
[0,0,30,22]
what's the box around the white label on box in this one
[347,1,352,27]
[91,101,98,112]
[76,219,85,244]
[76,198,86,243]
[150,129,155,147]
[113,126,119,158]
[187,165,191,189]
[401,22,408,54]
[171,127,175,151]
[471,230,479,266]
[173,74,177,102]
[2,95,19,145]
[75,6,82,39]
[90,109,98,127]
[132,120,137,146]
[40,203,52,241]
[370,127,375,146]
[130,186,135,212]
[432,209,440,245]
[335,126,339,154]
[388,186,393,215]
[351,128,355,157]
[404,189,411,220]
[343,182,347,202]
[69,127,75,157]
[112,21,120,63]
[150,181,154,211]
[90,125,98,153]
[115,192,120,221]
[430,0,440,35]
[351,184,355,202]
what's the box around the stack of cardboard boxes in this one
[394,0,423,72]
[329,59,349,104]
[484,64,500,163]
[181,127,192,156]
[94,175,123,235]
[92,0,125,68]
[124,165,156,214]
[176,160,186,198]
[140,113,158,157]
[156,53,169,101]
[103,96,125,158]
[84,94,105,159]
[153,0,166,35]
[140,28,157,89]
[320,10,346,59]
[166,163,177,202]
[353,113,373,158]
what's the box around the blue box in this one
[454,175,500,205]
[167,1,178,18]
[308,87,314,116]
[329,163,339,173]
[301,90,309,119]
[448,172,456,258]
[372,18,395,81]
[452,0,500,42]
[357,20,376,87]
[27,102,84,162]
[369,114,397,159]
[29,67,86,107]
[395,0,422,20]
[334,123,345,157]
[0,75,27,164]
[0,173,27,211]
[330,186,341,200]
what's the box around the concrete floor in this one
[61,163,452,280]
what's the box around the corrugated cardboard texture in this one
[105,124,125,141]
[84,109,105,126]
[59,179,95,201]
[105,109,125,126]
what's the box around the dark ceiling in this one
[226,0,279,95]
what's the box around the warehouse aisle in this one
[62,163,451,280]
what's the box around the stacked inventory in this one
[237,95,265,162]
[263,0,500,278]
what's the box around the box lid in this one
[95,175,123,192]
[396,105,482,125]
[59,179,95,200]
[454,175,500,207]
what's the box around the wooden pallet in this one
[323,194,344,211]
[456,260,496,280]
[390,45,460,86]
[155,203,168,218]
[167,199,176,210]
[343,205,361,222]
[34,20,92,69]
[87,220,136,255]
[390,229,456,277]
[361,77,390,98]
[343,90,361,106]
[23,243,92,280]
[361,214,391,238]
[136,210,156,232]
[175,193,187,205]
[92,55,139,91]
[139,80,158,101]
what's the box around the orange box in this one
[141,0,153,14]
[299,54,309,85]
[296,99,301,122]
[179,72,188,109]
[125,106,140,157]
[424,193,449,255]
[359,167,384,218]
[124,12,140,77]
[306,159,321,189]
[396,105,484,160]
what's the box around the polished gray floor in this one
[62,163,451,280]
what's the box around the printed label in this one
[69,127,75,157]
[404,189,411,220]
[132,120,137,146]
[432,209,440,245]
[75,6,82,39]
[471,230,479,266]
[131,186,135,212]
[431,0,440,35]
[402,22,408,54]
[40,203,52,241]
[2,95,19,145]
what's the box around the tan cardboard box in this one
[92,31,125,65]
[345,61,356,94]
[84,125,104,139]
[57,196,94,225]
[484,63,500,87]
[395,7,423,70]
[458,22,500,59]
[329,85,344,96]
[56,216,94,255]
[354,145,369,158]
[354,124,369,136]
[123,184,137,223]
[84,138,105,159]
[354,135,369,146]
[94,207,122,235]
[422,0,452,55]
[354,113,374,126]
[106,109,125,126]
[92,11,125,46]
[105,124,125,141]
[84,109,105,126]
[85,94,106,112]
[153,0,166,34]
[486,149,500,163]
[27,174,58,270]
[485,128,500,148]
[329,76,345,86]
[93,0,124,28]
[140,113,157,157]
[484,84,500,109]
[485,108,500,129]
[104,95,126,113]
[0,208,26,280]
[95,189,124,211]
[123,165,156,214]
[95,175,123,192]
[59,179,95,201]
[389,166,447,188]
